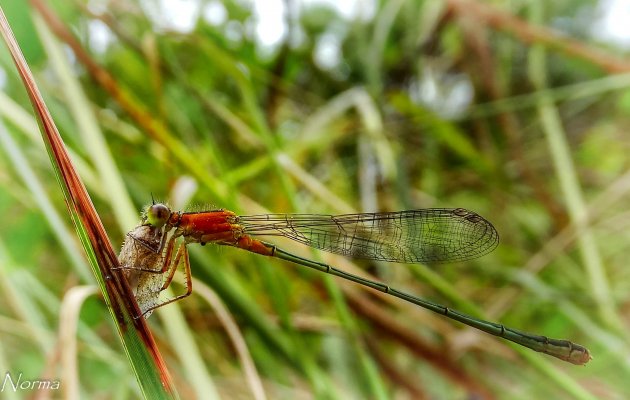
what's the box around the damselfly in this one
[117,203,591,365]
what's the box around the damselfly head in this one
[143,203,171,228]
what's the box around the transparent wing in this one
[239,208,498,263]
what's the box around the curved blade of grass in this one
[0,6,177,399]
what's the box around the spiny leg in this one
[157,234,177,274]
[139,243,193,318]
[161,241,186,291]
[117,232,177,274]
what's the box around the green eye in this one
[144,203,170,228]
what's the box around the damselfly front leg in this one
[139,239,193,317]
[117,223,193,318]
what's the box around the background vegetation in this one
[0,0,629,398]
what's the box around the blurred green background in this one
[1,0,629,398]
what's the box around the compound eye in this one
[145,203,170,228]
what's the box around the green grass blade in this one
[0,6,178,399]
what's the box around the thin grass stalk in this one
[526,3,621,334]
